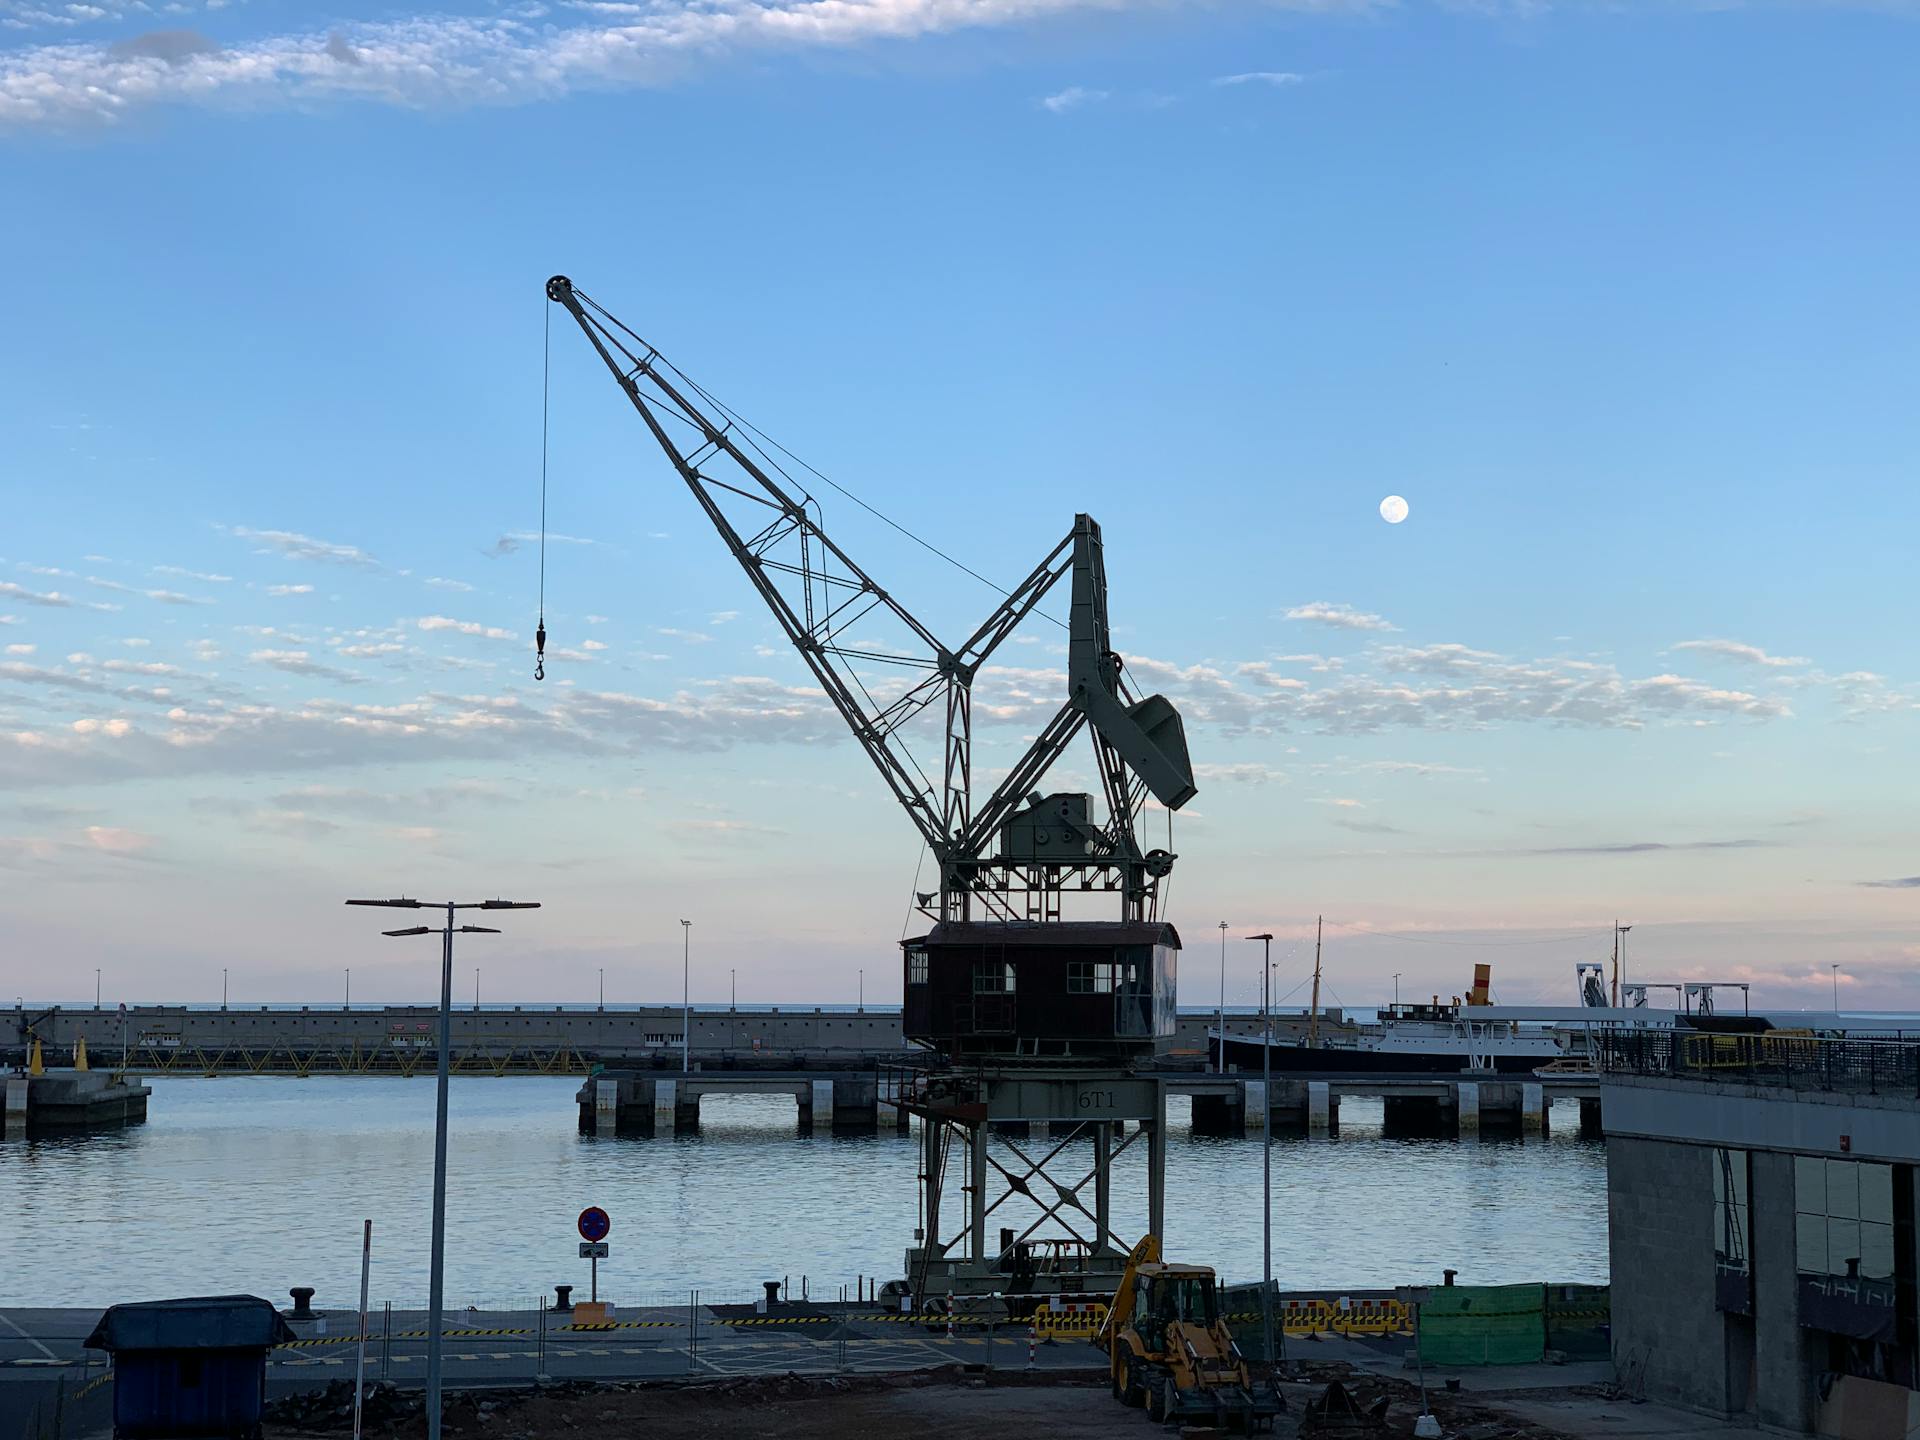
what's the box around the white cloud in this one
[1285,601,1396,632]
[418,616,516,641]
[151,565,233,583]
[223,525,382,570]
[1192,762,1287,784]
[1670,638,1808,668]
[146,588,212,605]
[267,584,315,596]
[1041,85,1107,114]
[4,1,1380,129]
[1213,71,1305,87]
[0,580,75,607]
[250,648,364,682]
[425,577,473,592]
[581,639,609,651]
[4,644,33,657]
[83,824,153,854]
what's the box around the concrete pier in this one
[0,1070,150,1140]
[1457,1080,1481,1136]
[1186,1072,1593,1140]
[578,1071,898,1137]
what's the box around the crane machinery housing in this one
[547,275,1200,1309]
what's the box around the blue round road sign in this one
[577,1206,610,1243]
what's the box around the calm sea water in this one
[0,1078,1607,1310]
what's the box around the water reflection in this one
[0,1078,1607,1308]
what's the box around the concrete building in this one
[1605,1034,1920,1437]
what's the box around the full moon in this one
[1379,495,1410,524]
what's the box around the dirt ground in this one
[266,1366,1604,1440]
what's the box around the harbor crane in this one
[544,275,1196,930]
[548,275,1204,1305]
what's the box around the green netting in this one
[1419,1284,1545,1366]
[1544,1283,1611,1360]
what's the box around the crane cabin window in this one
[973,961,1015,994]
[1068,961,1116,994]
[906,948,929,986]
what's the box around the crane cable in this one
[534,304,550,681]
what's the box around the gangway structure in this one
[547,276,1199,1310]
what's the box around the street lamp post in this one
[221,968,228,1011]
[680,920,692,1075]
[1393,973,1402,1008]
[598,968,604,1012]
[95,969,101,1008]
[344,969,351,1009]
[1833,963,1841,1010]
[1217,921,1228,1075]
[859,968,864,1012]
[346,895,539,1440]
[1246,931,1276,1369]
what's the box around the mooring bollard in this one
[552,1285,573,1313]
[289,1287,315,1320]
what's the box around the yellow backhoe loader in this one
[1096,1236,1285,1431]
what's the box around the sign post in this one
[577,1207,611,1303]
[353,1220,372,1440]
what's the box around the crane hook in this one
[534,619,546,682]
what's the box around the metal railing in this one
[1597,1029,1920,1097]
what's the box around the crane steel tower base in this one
[890,1065,1166,1313]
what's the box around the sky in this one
[1,0,1916,1014]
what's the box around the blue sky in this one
[2,0,1917,1011]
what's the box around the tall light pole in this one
[859,968,864,1012]
[1393,973,1402,1008]
[95,969,101,1008]
[1246,931,1275,1369]
[680,919,692,1075]
[730,968,736,1010]
[1832,963,1841,1010]
[598,968,604,1012]
[221,968,228,1010]
[1217,921,1228,1075]
[345,969,351,1009]
[1614,922,1632,1005]
[346,895,538,1440]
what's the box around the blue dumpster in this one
[83,1295,297,1439]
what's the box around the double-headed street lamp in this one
[346,896,539,1440]
[1246,931,1276,1370]
[1217,921,1228,1075]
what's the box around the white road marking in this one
[0,1312,58,1362]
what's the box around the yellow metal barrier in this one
[1032,1300,1108,1340]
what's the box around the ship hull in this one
[1213,1034,1560,1076]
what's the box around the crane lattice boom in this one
[547,276,1194,922]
